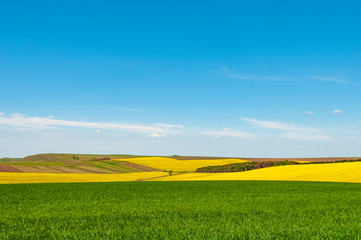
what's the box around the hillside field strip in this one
[0,154,160,174]
[113,157,250,172]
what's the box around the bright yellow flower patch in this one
[115,157,249,172]
[149,162,361,183]
[0,172,168,184]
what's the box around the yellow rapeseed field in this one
[115,157,249,172]
[149,162,361,183]
[0,172,168,184]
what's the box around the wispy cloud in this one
[305,111,314,114]
[281,132,332,141]
[147,133,166,138]
[203,128,253,139]
[332,110,342,114]
[154,123,184,129]
[223,67,350,84]
[227,74,288,81]
[242,118,296,131]
[0,112,4,116]
[222,67,291,81]
[242,117,332,141]
[311,76,349,84]
[220,66,230,71]
[0,113,183,135]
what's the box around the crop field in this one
[0,172,168,184]
[116,157,249,172]
[1,181,361,239]
[2,161,361,184]
[151,162,361,183]
[0,154,158,174]
[2,154,361,239]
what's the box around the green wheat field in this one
[1,181,361,239]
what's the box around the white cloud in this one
[242,117,332,141]
[282,132,332,141]
[203,128,253,139]
[221,66,230,71]
[0,112,4,116]
[154,123,184,129]
[96,129,102,133]
[228,74,261,80]
[311,76,349,84]
[332,110,342,114]
[12,113,24,117]
[227,74,289,81]
[147,133,166,138]
[242,118,296,131]
[0,114,183,134]
[211,136,221,139]
[305,111,314,114]
[1,138,10,142]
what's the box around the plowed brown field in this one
[0,165,22,172]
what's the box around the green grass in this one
[0,158,20,163]
[1,181,361,239]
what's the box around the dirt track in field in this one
[0,165,22,172]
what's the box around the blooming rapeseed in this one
[149,162,361,183]
[115,157,249,172]
[0,172,168,184]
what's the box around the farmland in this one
[1,154,361,184]
[0,172,168,184]
[0,154,159,174]
[115,156,249,172]
[151,161,361,183]
[1,181,361,239]
[2,154,361,238]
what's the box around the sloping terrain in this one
[0,154,156,174]
[2,153,361,184]
[115,157,249,172]
[150,162,361,183]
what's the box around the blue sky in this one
[1,1,361,157]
